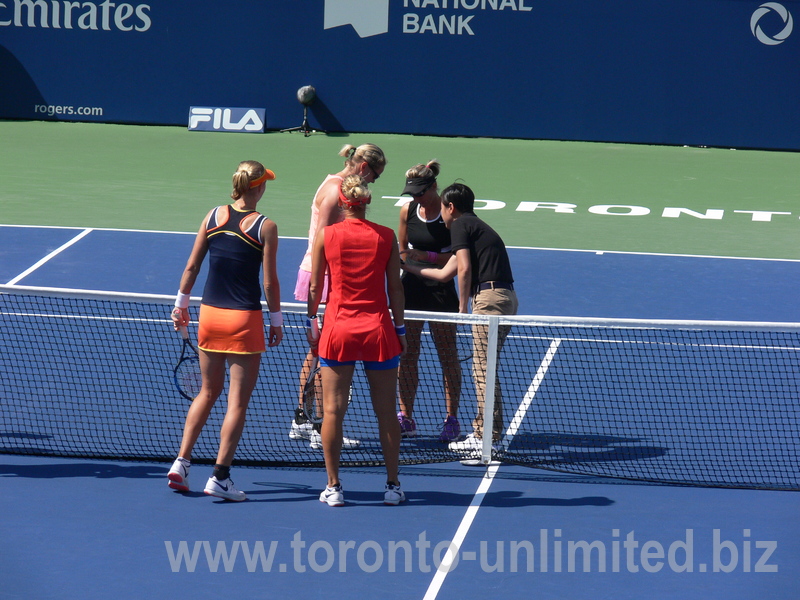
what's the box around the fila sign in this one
[188,107,266,133]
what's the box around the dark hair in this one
[440,182,474,213]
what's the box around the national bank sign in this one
[324,0,794,43]
[323,0,533,38]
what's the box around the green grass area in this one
[2,120,798,258]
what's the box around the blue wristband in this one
[395,324,406,336]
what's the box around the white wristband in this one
[269,311,283,327]
[174,291,190,309]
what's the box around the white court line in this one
[6,228,94,285]
[423,340,560,599]
[422,465,500,600]
[4,223,799,263]
[502,338,562,444]
[502,245,800,263]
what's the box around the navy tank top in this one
[201,205,268,311]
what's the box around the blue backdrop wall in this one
[2,0,798,149]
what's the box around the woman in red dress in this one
[307,175,407,506]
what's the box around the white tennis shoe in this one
[320,484,345,507]
[289,408,314,440]
[290,421,314,440]
[204,476,246,502]
[384,483,406,506]
[309,430,361,450]
[448,434,501,458]
[167,457,190,492]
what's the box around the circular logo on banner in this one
[751,2,793,45]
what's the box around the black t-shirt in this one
[449,212,514,291]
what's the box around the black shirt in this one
[449,212,514,291]
[405,200,452,252]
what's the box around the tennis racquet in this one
[302,357,356,424]
[302,350,323,424]
[457,329,474,364]
[302,316,355,423]
[173,326,201,401]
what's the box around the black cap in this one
[401,176,436,196]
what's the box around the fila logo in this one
[188,107,266,133]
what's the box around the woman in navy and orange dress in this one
[306,174,407,507]
[168,160,282,502]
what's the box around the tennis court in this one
[1,121,799,599]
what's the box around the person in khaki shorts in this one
[401,182,518,458]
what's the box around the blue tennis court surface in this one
[2,224,799,599]
[1,455,795,599]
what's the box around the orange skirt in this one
[198,305,265,354]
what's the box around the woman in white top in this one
[289,143,387,449]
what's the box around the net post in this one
[481,316,500,464]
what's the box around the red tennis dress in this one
[318,219,402,363]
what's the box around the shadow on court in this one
[506,432,666,463]
[0,462,167,479]
[239,479,615,508]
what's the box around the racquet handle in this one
[306,315,320,341]
[172,307,188,333]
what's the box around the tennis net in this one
[1,285,798,490]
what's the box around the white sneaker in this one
[309,430,361,451]
[204,476,246,502]
[290,421,314,440]
[343,434,360,450]
[384,483,406,506]
[167,457,190,492]
[448,434,501,458]
[289,408,314,440]
[319,484,345,507]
